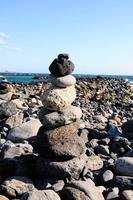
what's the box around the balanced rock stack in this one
[35,54,86,178]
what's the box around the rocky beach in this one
[0,55,133,200]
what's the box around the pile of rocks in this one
[35,53,86,165]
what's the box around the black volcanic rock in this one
[58,53,69,60]
[49,54,75,77]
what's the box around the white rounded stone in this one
[41,85,76,111]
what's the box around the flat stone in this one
[36,153,88,179]
[49,74,76,87]
[115,157,133,177]
[41,85,76,111]
[49,56,75,77]
[7,118,41,143]
[39,106,82,128]
[20,189,61,200]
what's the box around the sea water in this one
[1,73,133,83]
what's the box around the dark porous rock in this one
[113,176,133,190]
[36,153,88,179]
[20,189,61,200]
[58,53,69,59]
[122,120,133,139]
[49,55,75,77]
[122,190,133,200]
[36,121,80,147]
[124,150,133,157]
[39,106,82,128]
[110,140,131,156]
[0,101,17,119]
[115,157,133,177]
[60,187,89,200]
[36,132,85,159]
[0,176,34,198]
[89,129,108,139]
[94,145,110,156]
[0,158,17,177]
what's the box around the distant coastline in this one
[0,72,133,83]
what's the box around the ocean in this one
[0,73,133,83]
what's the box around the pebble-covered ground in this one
[0,77,133,200]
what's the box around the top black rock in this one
[49,54,75,77]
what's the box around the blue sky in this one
[0,0,133,74]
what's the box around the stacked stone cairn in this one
[35,54,87,179]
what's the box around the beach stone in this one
[7,118,41,143]
[58,53,69,59]
[0,176,34,198]
[0,196,9,200]
[85,155,103,171]
[65,179,104,200]
[36,133,85,159]
[5,112,23,129]
[101,170,114,183]
[11,99,25,109]
[51,180,65,192]
[115,157,133,177]
[4,143,33,158]
[41,85,76,111]
[122,120,133,139]
[20,189,61,200]
[113,176,133,190]
[0,101,17,118]
[0,92,12,101]
[39,106,82,128]
[106,189,119,200]
[49,55,75,77]
[122,190,133,200]
[60,187,89,200]
[36,121,80,146]
[95,145,110,155]
[49,74,76,87]
[36,153,88,179]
